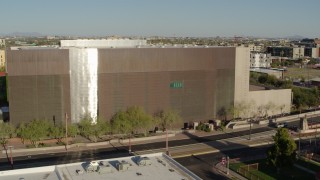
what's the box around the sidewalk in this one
[0,124,272,159]
[0,129,219,158]
[1,110,315,159]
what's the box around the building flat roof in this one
[0,153,201,180]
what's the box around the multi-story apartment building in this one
[267,46,305,59]
[250,53,271,68]
[304,47,320,58]
[247,44,262,52]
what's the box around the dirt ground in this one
[284,67,320,80]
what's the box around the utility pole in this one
[298,128,301,155]
[129,134,131,154]
[248,119,252,140]
[7,145,13,169]
[65,113,68,151]
[226,156,230,175]
[315,128,318,152]
[166,128,169,155]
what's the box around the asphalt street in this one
[175,139,317,180]
[0,127,272,171]
[0,116,319,172]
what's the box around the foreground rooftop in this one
[0,153,201,180]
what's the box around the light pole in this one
[248,119,252,140]
[65,113,68,151]
[129,133,132,154]
[298,128,301,155]
[315,128,317,152]
[166,128,169,155]
[7,145,13,169]
[226,156,230,175]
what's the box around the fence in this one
[237,163,264,180]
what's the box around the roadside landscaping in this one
[230,159,316,180]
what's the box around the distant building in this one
[297,38,317,48]
[310,78,320,87]
[267,46,304,59]
[315,38,320,47]
[247,44,262,52]
[250,53,271,68]
[60,39,147,48]
[250,68,284,79]
[304,47,320,58]
[0,50,5,69]
[0,39,5,46]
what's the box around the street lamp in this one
[298,128,301,155]
[226,156,230,175]
[248,118,253,140]
[7,145,14,169]
[166,128,169,155]
[65,113,68,151]
[315,128,318,152]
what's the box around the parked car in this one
[275,122,288,128]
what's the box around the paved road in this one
[175,145,270,180]
[284,116,320,129]
[174,139,317,180]
[0,116,318,172]
[0,127,272,171]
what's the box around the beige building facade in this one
[235,47,291,118]
[0,50,5,69]
[7,41,292,124]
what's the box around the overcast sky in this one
[1,0,319,38]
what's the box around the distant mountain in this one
[283,35,307,40]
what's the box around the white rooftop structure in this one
[0,153,201,180]
[60,39,147,48]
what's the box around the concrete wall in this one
[247,89,292,115]
[234,47,250,103]
[7,49,71,125]
[98,47,236,122]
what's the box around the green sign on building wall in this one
[170,81,183,88]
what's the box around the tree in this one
[279,104,286,116]
[217,107,227,121]
[78,116,93,139]
[16,123,27,144]
[67,124,79,138]
[258,74,268,84]
[267,75,277,86]
[49,125,64,144]
[91,117,111,142]
[263,102,275,118]
[126,106,154,136]
[228,103,242,120]
[22,119,51,148]
[267,128,297,171]
[0,123,14,146]
[78,116,110,142]
[111,110,131,135]
[155,109,182,131]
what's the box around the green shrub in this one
[196,123,211,132]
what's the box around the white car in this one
[275,122,288,128]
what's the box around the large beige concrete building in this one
[6,40,292,125]
[235,47,291,118]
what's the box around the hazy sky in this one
[1,0,319,38]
